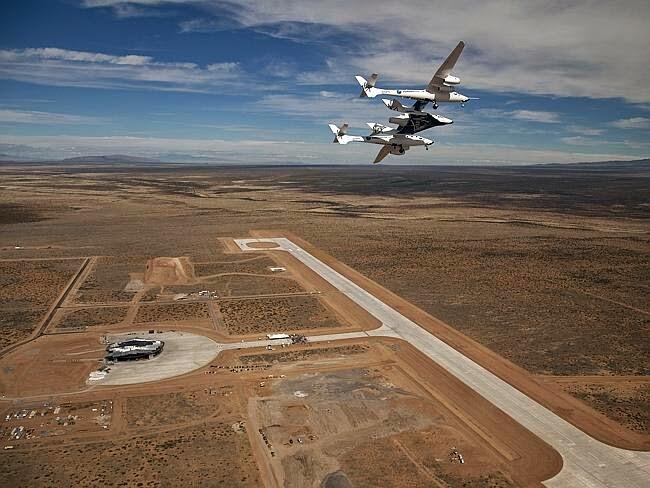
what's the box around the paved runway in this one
[235,238,650,487]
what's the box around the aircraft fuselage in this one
[365,133,433,147]
[373,88,469,104]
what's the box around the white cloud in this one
[0,109,104,125]
[476,108,560,124]
[3,48,154,65]
[509,110,560,124]
[568,125,604,136]
[0,47,244,93]
[85,1,650,102]
[561,136,601,146]
[611,117,650,129]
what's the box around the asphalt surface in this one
[95,331,220,386]
[235,237,650,488]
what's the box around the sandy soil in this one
[0,338,561,486]
[54,306,129,330]
[134,302,211,323]
[0,163,648,486]
[0,258,84,349]
[537,375,650,434]
[217,295,346,335]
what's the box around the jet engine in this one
[388,114,410,126]
[390,145,407,155]
[443,75,460,85]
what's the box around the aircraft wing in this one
[373,145,391,164]
[426,41,465,91]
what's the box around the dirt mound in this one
[144,257,195,285]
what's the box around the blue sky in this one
[1,0,649,164]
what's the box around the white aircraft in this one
[355,41,476,109]
[328,122,434,164]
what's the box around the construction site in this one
[0,163,648,487]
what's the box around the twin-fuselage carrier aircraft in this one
[330,41,474,163]
[356,41,475,110]
[328,109,452,164]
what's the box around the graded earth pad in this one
[144,256,195,285]
[193,256,280,277]
[0,333,104,397]
[126,388,240,428]
[250,366,530,487]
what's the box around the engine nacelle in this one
[443,74,460,85]
[390,145,407,155]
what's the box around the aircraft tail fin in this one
[382,98,407,112]
[355,73,379,98]
[366,122,391,134]
[328,123,355,144]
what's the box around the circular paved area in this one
[93,331,220,386]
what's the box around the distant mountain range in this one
[0,154,648,169]
[0,154,163,164]
[60,154,162,164]
[538,158,649,169]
